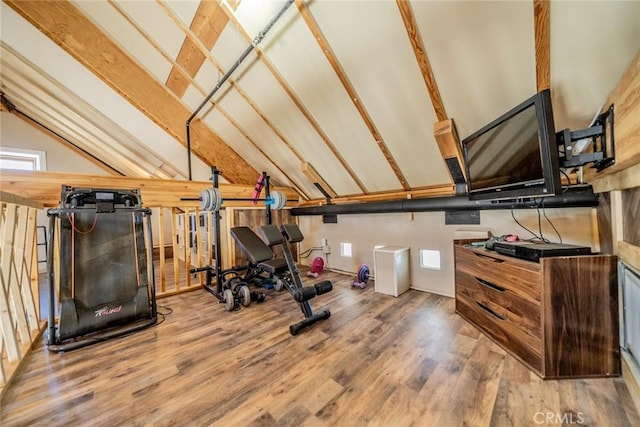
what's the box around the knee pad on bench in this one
[293,281,333,303]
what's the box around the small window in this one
[341,242,352,257]
[0,148,46,171]
[420,249,441,270]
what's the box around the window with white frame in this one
[0,147,46,171]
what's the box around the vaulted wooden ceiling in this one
[1,0,638,203]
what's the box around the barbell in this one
[199,188,287,212]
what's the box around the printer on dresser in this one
[454,239,620,379]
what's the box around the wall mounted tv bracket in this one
[557,104,615,172]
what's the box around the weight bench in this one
[230,225,332,334]
[230,226,288,288]
[259,224,332,335]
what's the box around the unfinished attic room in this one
[1,0,640,425]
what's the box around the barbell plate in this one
[211,188,223,212]
[200,188,210,210]
[271,190,286,210]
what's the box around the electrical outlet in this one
[321,238,328,246]
[322,245,331,254]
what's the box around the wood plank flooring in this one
[2,270,638,426]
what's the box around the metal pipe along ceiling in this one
[290,186,599,216]
[185,0,295,180]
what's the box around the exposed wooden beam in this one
[165,1,230,98]
[533,0,551,92]
[295,0,410,191]
[433,119,465,184]
[4,0,258,185]
[297,183,454,207]
[156,1,311,199]
[301,162,337,198]
[396,0,447,122]
[107,1,305,196]
[0,171,299,208]
[218,1,368,195]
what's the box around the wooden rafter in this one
[297,183,454,207]
[534,0,551,92]
[396,0,447,122]
[218,1,368,195]
[156,1,312,199]
[107,1,306,197]
[294,0,411,191]
[4,0,258,185]
[301,162,338,198]
[165,1,230,98]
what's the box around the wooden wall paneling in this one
[590,52,640,180]
[622,187,640,246]
[593,163,640,194]
[596,192,614,254]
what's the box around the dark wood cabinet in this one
[454,242,620,379]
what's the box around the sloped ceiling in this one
[1,0,638,202]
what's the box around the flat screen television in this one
[462,89,561,201]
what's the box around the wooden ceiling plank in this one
[396,0,447,122]
[4,0,257,185]
[218,1,369,195]
[295,0,410,191]
[165,1,230,98]
[534,0,551,92]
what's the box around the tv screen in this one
[462,89,560,201]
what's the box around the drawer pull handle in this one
[475,277,506,292]
[473,252,504,263]
[476,301,506,321]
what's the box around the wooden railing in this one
[0,191,44,393]
[0,174,299,396]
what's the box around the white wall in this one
[1,112,112,175]
[298,206,596,298]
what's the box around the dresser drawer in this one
[455,246,541,303]
[456,291,542,371]
[456,270,541,339]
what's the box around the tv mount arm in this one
[556,104,615,172]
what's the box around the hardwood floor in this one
[2,270,638,426]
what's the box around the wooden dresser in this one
[454,241,620,379]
